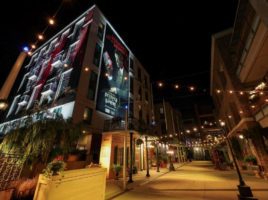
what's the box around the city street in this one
[112,161,268,200]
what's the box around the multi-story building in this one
[0,5,153,176]
[154,101,186,162]
[210,0,268,175]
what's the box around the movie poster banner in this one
[96,25,129,119]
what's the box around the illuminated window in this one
[83,107,93,124]
[88,71,98,100]
[97,22,105,40]
[93,43,102,67]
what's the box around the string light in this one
[174,84,179,89]
[158,82,163,87]
[84,67,89,72]
[251,105,255,109]
[239,110,243,114]
[38,34,44,40]
[48,18,55,25]
[189,86,195,91]
[229,90,233,94]
[265,99,268,102]
[239,91,244,95]
[216,89,221,94]
[228,115,232,119]
[260,91,264,95]
[124,76,128,80]
[31,44,37,49]
[64,63,68,67]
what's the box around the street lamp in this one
[220,121,257,200]
[0,99,8,111]
[167,150,175,171]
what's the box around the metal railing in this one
[103,117,151,132]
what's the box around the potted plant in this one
[112,164,122,180]
[43,156,65,178]
[161,156,168,168]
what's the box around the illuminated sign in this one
[96,24,129,118]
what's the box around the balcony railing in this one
[103,117,151,132]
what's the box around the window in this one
[93,43,102,67]
[145,92,148,101]
[97,22,104,40]
[130,76,133,94]
[138,67,141,81]
[138,87,142,100]
[160,107,164,119]
[129,58,133,70]
[88,71,98,100]
[146,114,150,125]
[83,107,93,124]
[144,75,148,88]
[161,122,167,134]
[129,98,134,118]
[139,109,143,121]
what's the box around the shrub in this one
[244,155,257,165]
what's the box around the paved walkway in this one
[105,163,185,200]
[108,161,268,200]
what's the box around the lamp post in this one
[220,121,257,200]
[145,136,150,177]
[167,150,175,171]
[156,141,160,172]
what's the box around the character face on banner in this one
[96,25,129,118]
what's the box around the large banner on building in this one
[96,25,129,119]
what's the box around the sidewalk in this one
[105,162,186,200]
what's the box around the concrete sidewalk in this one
[105,162,186,200]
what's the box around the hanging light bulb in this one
[31,44,37,49]
[189,86,195,91]
[38,34,44,40]
[48,18,55,25]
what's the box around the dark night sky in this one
[0,0,238,116]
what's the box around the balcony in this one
[17,95,30,106]
[41,83,55,96]
[28,68,39,81]
[52,51,64,68]
[103,117,151,133]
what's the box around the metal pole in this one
[123,108,128,190]
[156,142,160,172]
[145,136,150,177]
[221,125,257,199]
[128,132,133,183]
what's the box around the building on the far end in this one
[153,100,186,162]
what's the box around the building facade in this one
[210,0,268,175]
[0,5,153,167]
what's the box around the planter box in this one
[34,168,106,200]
